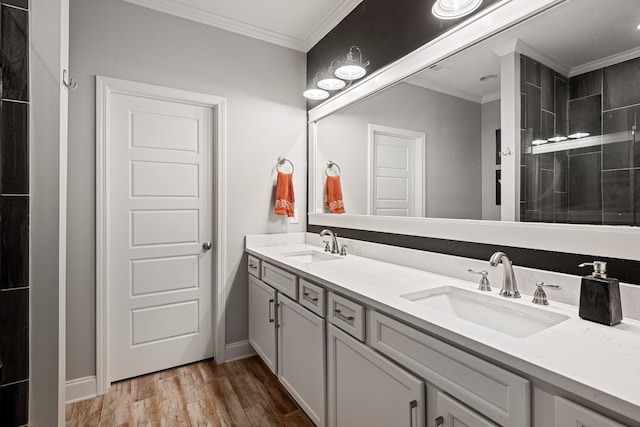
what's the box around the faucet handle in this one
[532,281,561,305]
[467,269,491,291]
[323,240,331,252]
[340,244,348,256]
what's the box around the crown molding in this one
[122,0,306,51]
[482,91,501,104]
[570,46,640,77]
[304,0,364,51]
[406,75,483,104]
[122,0,362,52]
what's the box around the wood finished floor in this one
[65,356,314,427]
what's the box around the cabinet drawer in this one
[262,262,298,300]
[299,279,325,318]
[328,292,365,341]
[554,396,624,427]
[248,255,261,278]
[369,311,530,427]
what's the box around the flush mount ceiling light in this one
[317,61,346,90]
[303,73,329,100]
[568,132,591,139]
[335,46,370,80]
[479,74,498,82]
[432,0,482,20]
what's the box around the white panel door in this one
[110,93,214,381]
[369,124,425,217]
[327,324,425,427]
[278,294,326,427]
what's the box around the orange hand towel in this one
[324,175,345,214]
[275,172,295,217]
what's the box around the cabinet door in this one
[248,276,277,374]
[434,390,498,427]
[327,324,424,427]
[278,295,326,427]
[554,396,625,427]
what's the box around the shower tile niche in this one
[520,55,640,226]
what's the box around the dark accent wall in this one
[521,55,640,226]
[0,0,29,425]
[306,0,501,108]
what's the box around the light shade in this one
[303,88,329,100]
[568,132,590,139]
[318,77,346,90]
[547,134,568,143]
[432,0,482,20]
[335,64,366,80]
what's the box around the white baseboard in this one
[65,376,97,404]
[224,340,256,362]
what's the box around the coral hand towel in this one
[324,175,345,214]
[275,172,295,217]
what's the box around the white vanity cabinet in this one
[431,388,498,427]
[248,260,326,426]
[248,275,277,373]
[327,324,425,427]
[369,310,530,427]
[278,294,326,427]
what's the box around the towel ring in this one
[325,160,341,176]
[277,156,294,173]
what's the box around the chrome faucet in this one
[489,251,521,298]
[320,229,339,254]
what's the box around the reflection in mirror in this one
[314,0,640,226]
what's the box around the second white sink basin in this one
[400,286,570,338]
[281,250,342,264]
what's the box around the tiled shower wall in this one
[0,0,30,425]
[521,54,640,225]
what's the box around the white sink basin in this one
[281,250,342,264]
[400,286,569,338]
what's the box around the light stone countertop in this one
[246,237,640,424]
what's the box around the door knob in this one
[202,241,213,251]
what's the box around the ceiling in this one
[121,0,363,52]
[408,0,640,103]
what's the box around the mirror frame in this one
[308,0,640,262]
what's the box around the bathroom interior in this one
[2,0,640,425]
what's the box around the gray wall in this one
[481,100,501,221]
[31,0,65,423]
[67,0,306,381]
[316,82,482,219]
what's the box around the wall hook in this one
[63,69,78,90]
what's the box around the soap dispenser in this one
[577,261,622,326]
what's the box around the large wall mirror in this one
[308,0,640,260]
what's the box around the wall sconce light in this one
[432,0,482,20]
[335,46,370,80]
[304,46,369,100]
[303,73,330,100]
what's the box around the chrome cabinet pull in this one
[334,309,355,323]
[435,415,444,427]
[303,292,319,303]
[268,299,275,323]
[409,400,417,427]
